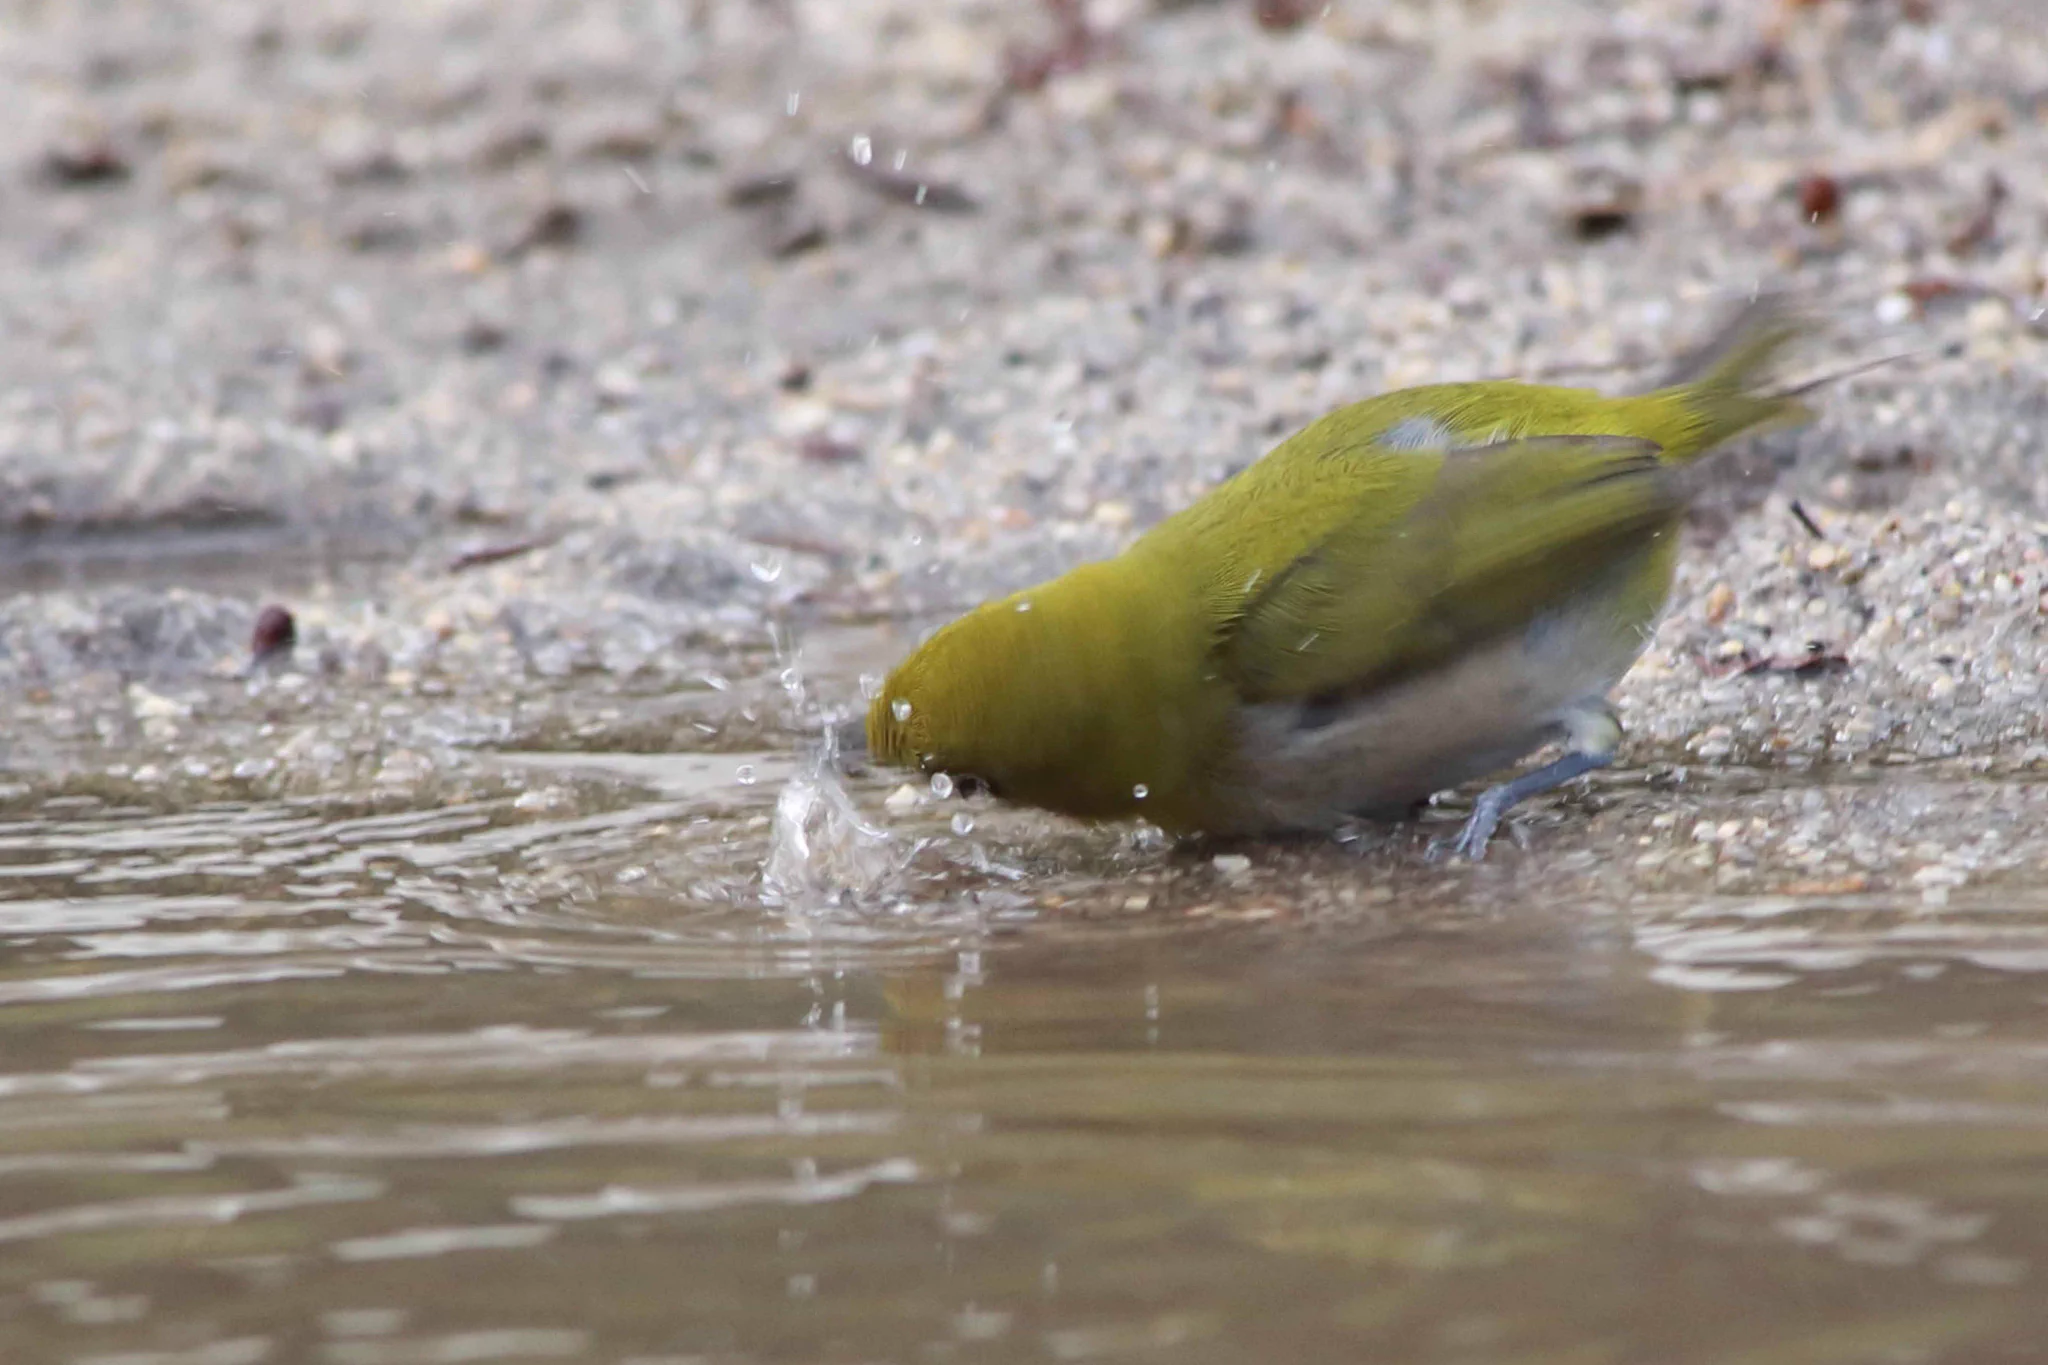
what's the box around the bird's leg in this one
[1443,701,1620,860]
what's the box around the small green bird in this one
[863,297,1814,856]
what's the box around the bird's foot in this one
[1428,747,1616,862]
[1443,792,1510,862]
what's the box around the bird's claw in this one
[1428,801,1503,863]
[1450,809,1501,861]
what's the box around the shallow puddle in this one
[1,721,2047,1365]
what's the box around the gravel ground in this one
[1,0,2045,902]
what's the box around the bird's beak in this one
[829,715,870,775]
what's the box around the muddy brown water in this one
[4,647,2048,1364]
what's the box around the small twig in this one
[1788,499,1827,540]
[840,155,978,213]
[724,172,798,208]
[746,531,852,562]
[1701,641,1849,679]
[448,536,556,573]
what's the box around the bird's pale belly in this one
[1218,575,1658,835]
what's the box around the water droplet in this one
[1243,569,1261,592]
[786,91,801,116]
[1132,783,1150,800]
[891,698,913,722]
[859,672,884,700]
[849,134,873,166]
[930,772,954,799]
[750,555,784,583]
[893,148,909,171]
[1015,600,1033,612]
[736,764,758,786]
[779,666,800,689]
[951,811,975,836]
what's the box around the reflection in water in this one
[0,777,2046,1364]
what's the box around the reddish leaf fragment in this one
[1946,172,2007,255]
[251,604,297,664]
[1004,0,1101,92]
[797,432,863,464]
[1796,173,1840,224]
[41,136,130,185]
[1255,0,1322,32]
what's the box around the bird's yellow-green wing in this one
[1221,434,1679,702]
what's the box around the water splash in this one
[760,631,900,909]
[762,759,898,909]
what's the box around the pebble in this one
[1704,582,1736,624]
[126,684,190,720]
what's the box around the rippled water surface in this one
[5,738,2048,1365]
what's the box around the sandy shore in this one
[1,0,2044,903]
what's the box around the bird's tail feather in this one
[1652,292,1816,459]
